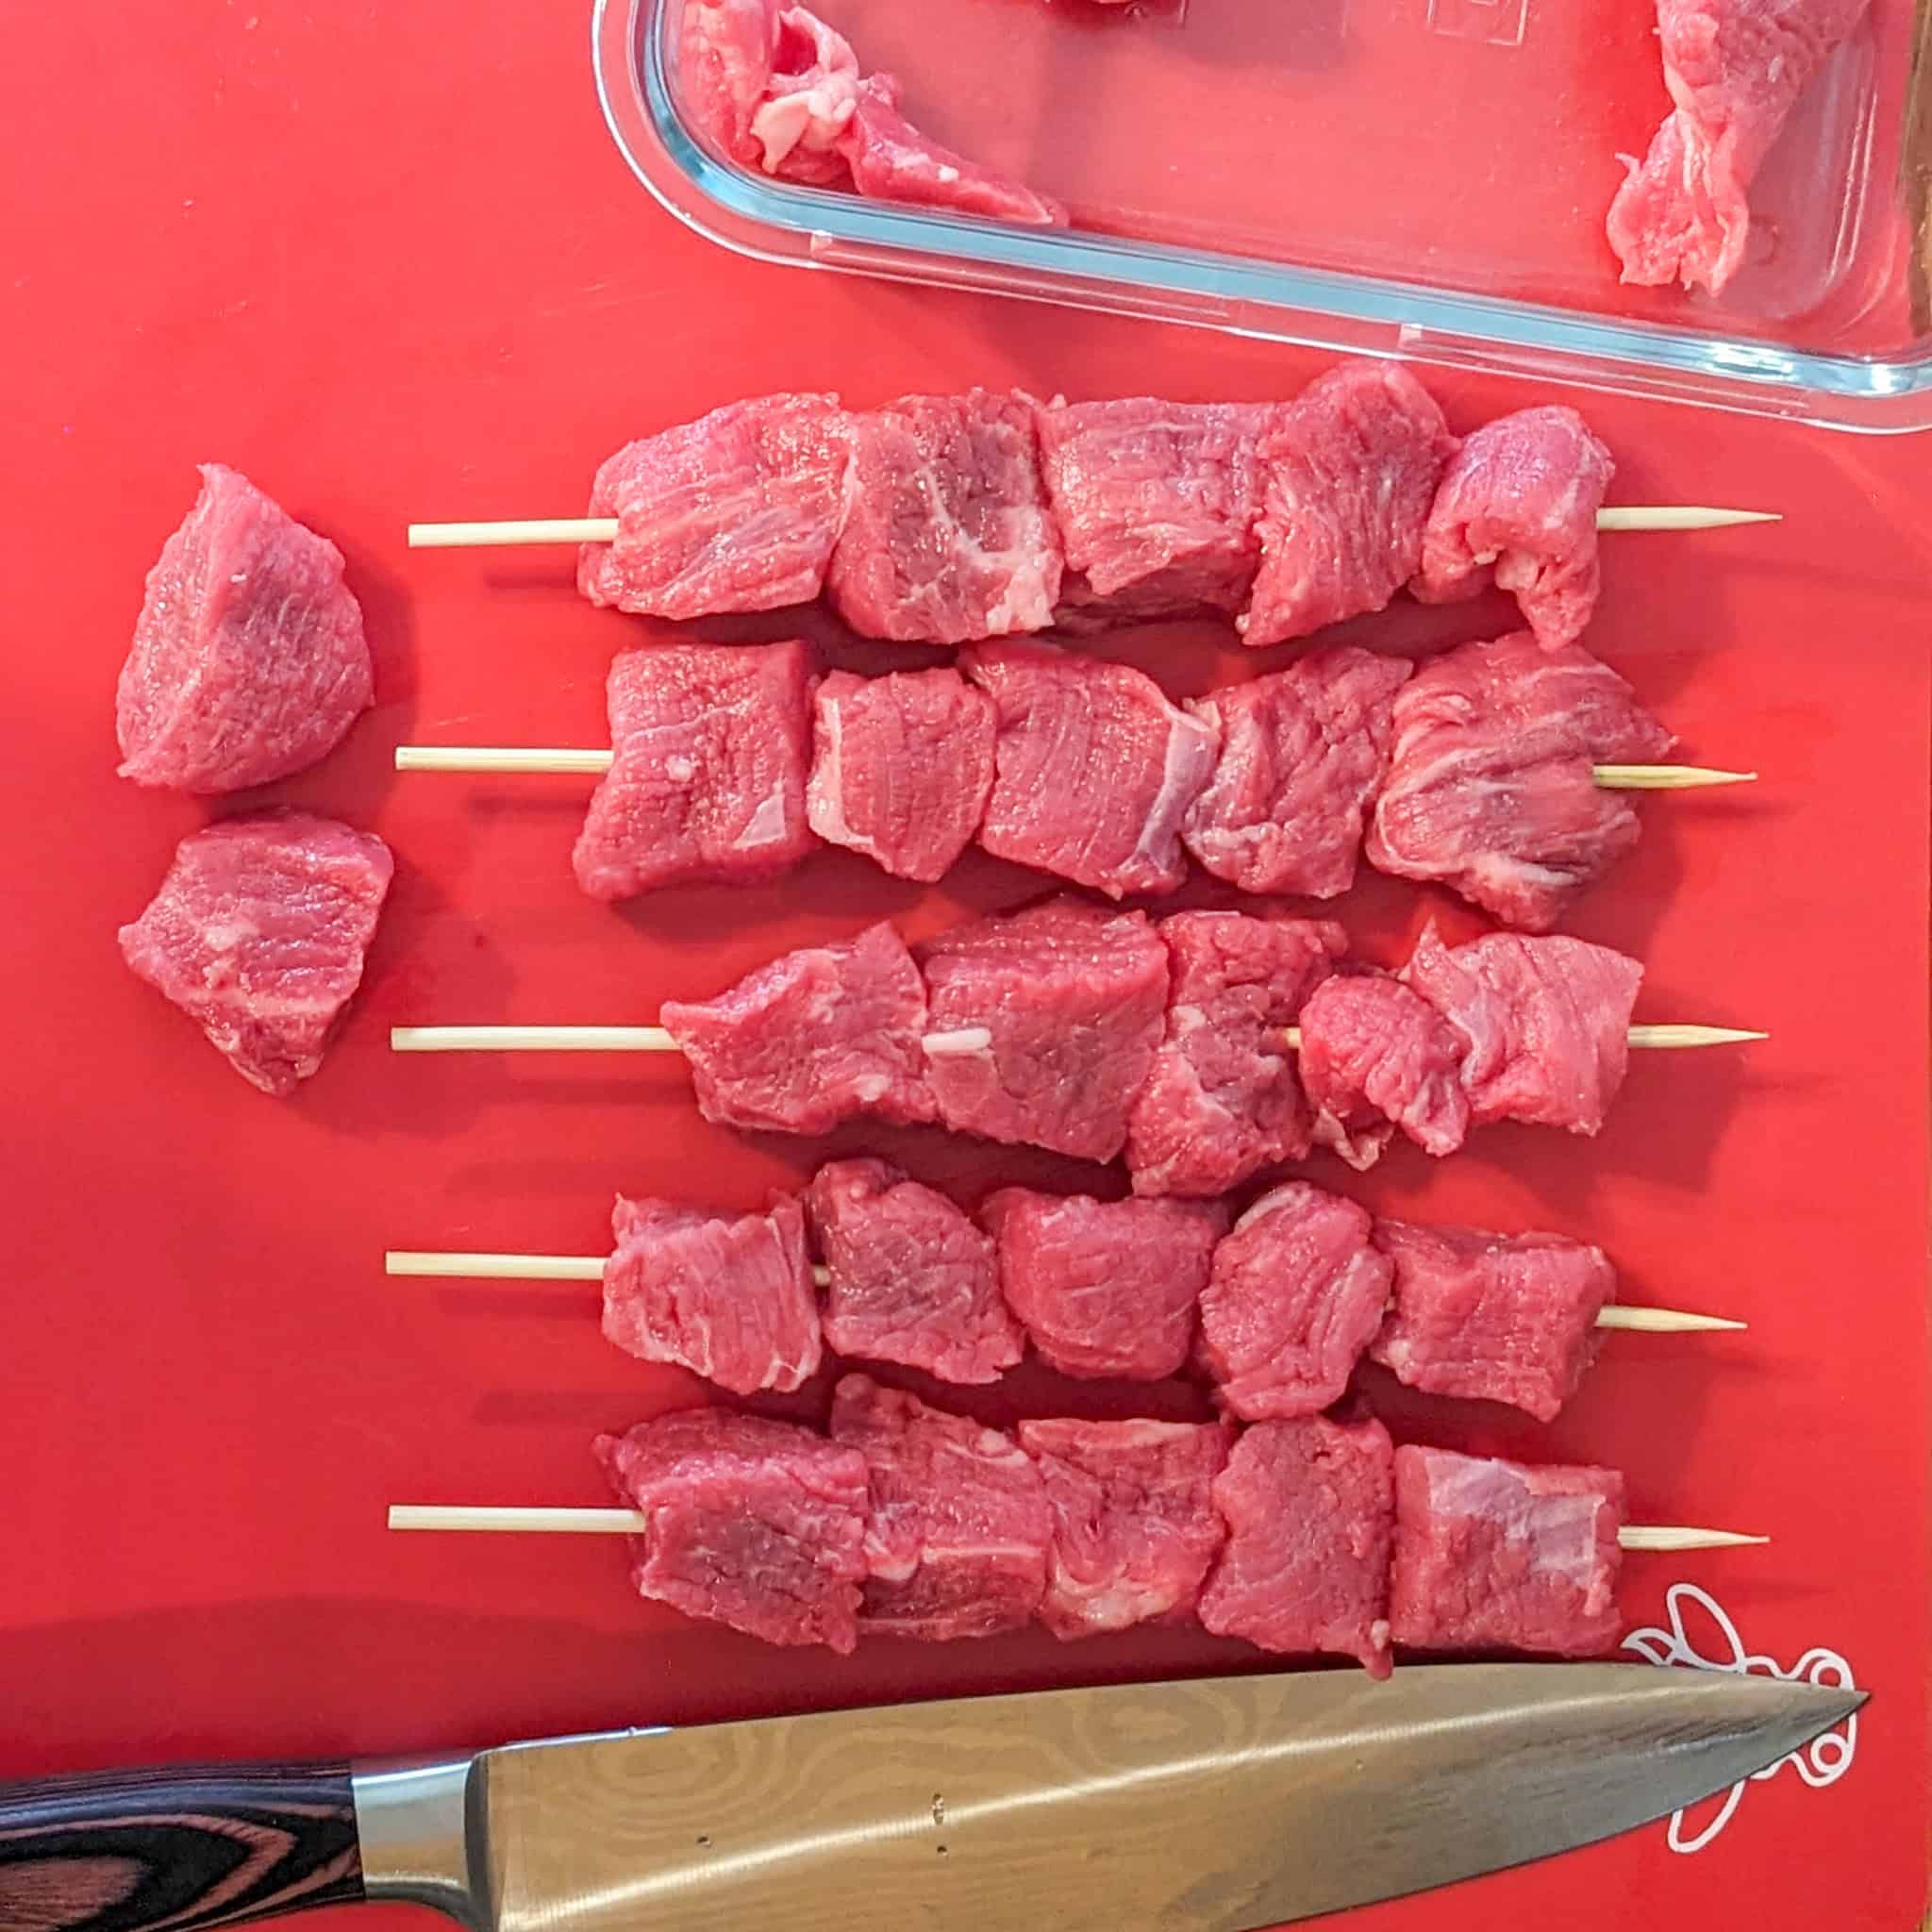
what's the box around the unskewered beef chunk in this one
[118,810,392,1097]
[837,75,1067,225]
[1606,0,1870,296]
[116,465,373,793]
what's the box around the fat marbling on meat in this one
[831,1374,1054,1641]
[826,390,1063,643]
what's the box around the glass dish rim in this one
[592,0,1932,435]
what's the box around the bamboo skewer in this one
[393,744,1758,790]
[385,1503,1765,1549]
[383,1247,1744,1336]
[391,1021,1767,1055]
[406,508,1781,549]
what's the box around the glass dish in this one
[593,0,1932,431]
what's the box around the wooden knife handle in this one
[0,1764,363,1932]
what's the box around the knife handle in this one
[0,1762,364,1932]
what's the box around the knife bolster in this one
[352,1759,483,1929]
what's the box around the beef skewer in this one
[388,1501,1765,1550]
[384,1171,1743,1418]
[391,906,1763,1188]
[391,632,1750,925]
[403,377,1774,658]
[384,1381,1765,1670]
[384,1255,1735,1331]
[409,505,1777,545]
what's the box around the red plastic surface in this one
[2,5,1928,1929]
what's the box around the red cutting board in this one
[0,5,1926,1930]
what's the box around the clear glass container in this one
[594,0,1932,431]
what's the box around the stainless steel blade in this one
[354,1662,1862,1932]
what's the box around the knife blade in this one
[0,1663,1862,1932]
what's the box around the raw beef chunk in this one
[1403,922,1641,1135]
[595,1408,871,1652]
[577,395,850,616]
[117,465,373,793]
[119,810,392,1097]
[1198,1413,1395,1675]
[602,1194,821,1393]
[1296,973,1472,1168]
[1197,1184,1391,1420]
[1241,364,1457,647]
[1413,408,1615,651]
[1035,397,1268,624]
[660,920,937,1133]
[806,1159,1021,1383]
[918,898,1169,1162]
[831,1374,1053,1639]
[964,640,1219,898]
[574,640,818,901]
[1366,632,1674,932]
[1182,647,1411,898]
[1388,1445,1624,1656]
[826,390,1062,643]
[1370,1221,1615,1422]
[982,1188,1224,1380]
[807,667,995,882]
[1018,1418,1231,1638]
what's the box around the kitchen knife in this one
[0,1662,1862,1932]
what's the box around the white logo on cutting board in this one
[1621,1583,1858,1854]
